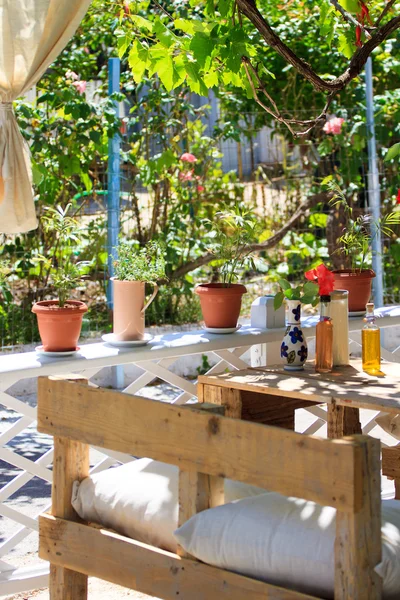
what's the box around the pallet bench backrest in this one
[37,375,383,599]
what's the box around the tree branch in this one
[169,191,332,280]
[329,0,372,38]
[242,57,335,136]
[375,0,398,26]
[237,0,400,94]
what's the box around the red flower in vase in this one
[305,263,335,296]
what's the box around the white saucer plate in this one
[35,346,80,357]
[348,310,366,318]
[202,325,241,334]
[102,333,154,347]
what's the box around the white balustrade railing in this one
[0,309,399,596]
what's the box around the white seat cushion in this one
[174,492,400,600]
[71,458,265,552]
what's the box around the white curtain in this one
[0,0,93,234]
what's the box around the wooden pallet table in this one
[198,359,400,494]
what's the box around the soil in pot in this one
[32,300,88,352]
[195,283,247,329]
[333,269,375,312]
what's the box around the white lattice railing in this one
[0,310,399,596]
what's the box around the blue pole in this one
[365,57,384,309]
[107,58,124,389]
[107,57,121,310]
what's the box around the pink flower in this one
[180,152,197,163]
[197,185,205,192]
[179,170,194,181]
[83,47,90,54]
[72,80,87,94]
[323,117,345,135]
[66,70,79,81]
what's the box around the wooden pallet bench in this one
[38,375,382,599]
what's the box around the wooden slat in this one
[199,361,400,414]
[382,447,400,478]
[49,375,89,600]
[240,390,317,430]
[38,377,364,511]
[327,404,362,439]
[39,515,319,600]
[382,447,400,499]
[200,384,242,418]
[334,436,382,599]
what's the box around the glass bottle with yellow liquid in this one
[362,302,381,374]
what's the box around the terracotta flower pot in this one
[333,269,375,312]
[195,283,247,329]
[32,300,88,352]
[112,279,158,341]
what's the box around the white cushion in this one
[71,458,265,552]
[174,492,400,600]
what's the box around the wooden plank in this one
[198,361,400,414]
[38,377,364,511]
[39,515,319,600]
[240,391,318,430]
[382,447,400,478]
[327,403,362,439]
[48,375,89,600]
[334,436,382,600]
[382,447,400,499]
[202,384,242,418]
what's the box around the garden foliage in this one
[0,0,400,345]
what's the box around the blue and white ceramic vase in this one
[280,300,308,371]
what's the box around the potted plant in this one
[32,205,89,352]
[195,206,260,330]
[274,276,319,370]
[112,240,166,341]
[323,177,400,312]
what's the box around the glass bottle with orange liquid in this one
[362,302,381,374]
[315,295,333,373]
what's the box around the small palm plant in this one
[322,176,400,271]
[40,204,89,307]
[32,204,89,352]
[207,205,261,285]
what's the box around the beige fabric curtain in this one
[0,0,93,234]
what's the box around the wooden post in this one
[334,435,382,599]
[381,446,400,500]
[198,384,242,419]
[47,375,90,600]
[328,402,362,438]
[177,402,225,559]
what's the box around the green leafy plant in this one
[113,240,166,283]
[207,205,261,286]
[0,260,12,304]
[40,204,89,307]
[274,279,319,310]
[322,176,400,271]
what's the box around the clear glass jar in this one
[330,290,349,366]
